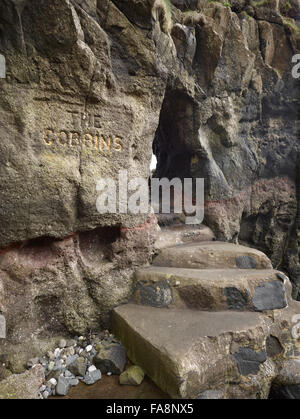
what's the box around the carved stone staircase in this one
[112,224,300,399]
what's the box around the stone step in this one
[112,304,272,399]
[133,267,288,312]
[154,224,215,250]
[153,241,272,270]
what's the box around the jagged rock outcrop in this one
[0,0,299,372]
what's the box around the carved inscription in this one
[42,129,123,152]
[42,112,124,153]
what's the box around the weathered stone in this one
[68,357,86,378]
[113,304,272,398]
[253,281,287,311]
[56,376,71,396]
[134,266,284,312]
[236,256,257,269]
[153,242,272,270]
[119,365,145,386]
[136,280,173,308]
[154,224,215,250]
[94,344,127,375]
[0,365,44,399]
[83,369,102,385]
[224,287,248,311]
[233,347,267,376]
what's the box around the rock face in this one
[0,364,44,399]
[0,0,299,374]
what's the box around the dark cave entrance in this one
[152,89,196,180]
[150,89,202,223]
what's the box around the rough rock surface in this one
[0,364,44,399]
[0,0,299,375]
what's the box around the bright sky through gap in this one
[150,153,157,171]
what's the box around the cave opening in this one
[150,88,202,224]
[152,89,195,181]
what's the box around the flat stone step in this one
[133,267,288,312]
[113,304,270,399]
[153,241,272,270]
[154,225,215,250]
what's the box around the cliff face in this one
[0,0,299,363]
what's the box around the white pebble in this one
[79,349,83,354]
[107,372,112,376]
[49,378,57,386]
[54,348,61,358]
[43,391,50,399]
[88,365,97,372]
[86,345,93,352]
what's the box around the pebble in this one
[54,348,61,358]
[25,333,126,398]
[59,339,67,349]
[56,376,71,396]
[49,378,57,387]
[48,361,55,371]
[43,390,50,399]
[83,369,102,385]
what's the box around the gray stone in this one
[70,378,79,386]
[83,369,102,385]
[253,280,287,311]
[236,256,257,269]
[136,280,173,308]
[233,347,267,376]
[66,354,79,366]
[94,344,127,375]
[64,370,74,378]
[68,357,87,377]
[56,376,71,396]
[224,287,248,310]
